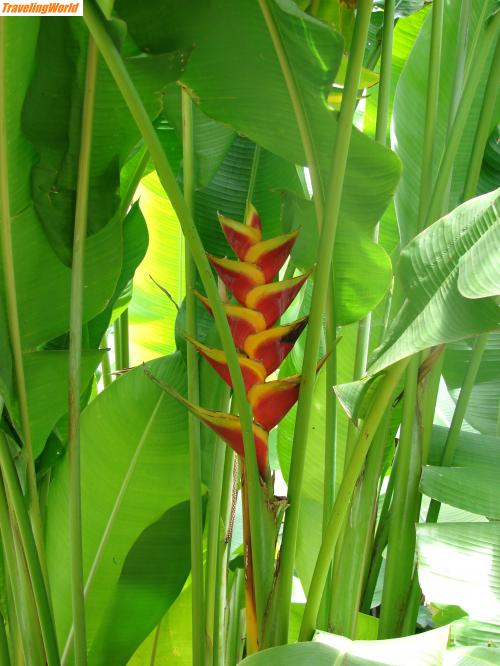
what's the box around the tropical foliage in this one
[0,0,499,665]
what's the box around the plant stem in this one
[100,335,112,388]
[268,0,374,643]
[0,16,45,568]
[245,144,261,217]
[378,357,420,638]
[462,35,500,201]
[83,3,271,628]
[205,438,229,664]
[113,316,122,371]
[225,569,244,666]
[374,0,395,150]
[181,89,205,666]
[0,432,60,665]
[416,0,444,231]
[299,358,407,640]
[119,309,129,368]
[68,36,99,665]
[426,10,500,226]
[426,333,488,523]
[0,466,39,665]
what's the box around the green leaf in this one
[445,647,500,665]
[450,617,500,648]
[421,466,500,519]
[458,222,500,299]
[442,336,500,436]
[313,626,450,665]
[283,193,392,325]
[115,0,400,232]
[417,523,500,624]
[45,353,189,657]
[371,189,500,372]
[88,500,193,665]
[22,17,186,263]
[10,351,102,458]
[428,425,500,471]
[392,0,499,244]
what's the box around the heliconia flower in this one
[148,206,313,479]
[194,290,267,350]
[243,317,308,375]
[185,335,266,391]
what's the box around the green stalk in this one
[245,144,261,217]
[119,309,129,368]
[181,89,205,666]
[0,16,45,567]
[68,37,99,665]
[0,433,60,665]
[113,316,122,371]
[329,409,391,637]
[100,335,112,388]
[426,333,488,523]
[214,448,235,664]
[225,569,245,666]
[299,358,407,640]
[0,612,9,666]
[256,4,340,633]
[83,4,271,626]
[0,466,40,664]
[426,10,500,226]
[268,0,374,643]
[378,357,420,638]
[205,437,230,664]
[416,0,444,231]
[462,35,500,201]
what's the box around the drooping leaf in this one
[88,500,194,665]
[417,523,500,624]
[283,193,392,325]
[371,189,500,372]
[45,353,189,656]
[392,0,499,244]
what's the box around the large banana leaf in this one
[392,0,499,244]
[442,334,500,436]
[371,189,500,372]
[241,626,450,665]
[417,523,500,624]
[45,353,190,659]
[88,500,193,665]
[22,17,186,264]
[115,0,400,232]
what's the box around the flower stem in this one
[181,89,205,666]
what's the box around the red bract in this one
[183,206,314,477]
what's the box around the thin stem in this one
[68,37,99,665]
[0,16,45,567]
[0,466,39,664]
[426,333,488,523]
[245,144,261,218]
[119,309,129,368]
[416,0,444,232]
[113,316,122,371]
[225,569,244,666]
[181,89,205,666]
[378,356,420,638]
[462,35,500,201]
[269,0,374,643]
[83,4,269,626]
[0,433,60,665]
[100,334,112,388]
[205,439,229,664]
[374,0,395,150]
[426,11,500,226]
[299,359,407,640]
